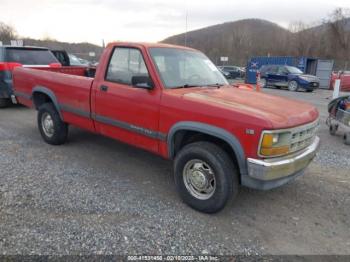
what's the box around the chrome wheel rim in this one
[183,159,216,200]
[41,112,54,138]
[289,81,298,91]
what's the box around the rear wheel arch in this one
[32,86,62,119]
[167,121,247,177]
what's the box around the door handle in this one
[100,85,109,92]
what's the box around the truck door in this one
[93,46,161,153]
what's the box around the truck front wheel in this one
[174,142,239,213]
[38,103,68,145]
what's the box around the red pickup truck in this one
[12,42,320,213]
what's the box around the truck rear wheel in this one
[0,98,11,108]
[38,103,68,145]
[174,142,239,213]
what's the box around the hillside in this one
[22,38,103,62]
[162,18,350,68]
[163,19,292,66]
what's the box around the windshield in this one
[286,66,303,74]
[149,47,228,88]
[5,48,58,65]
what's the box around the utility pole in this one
[185,10,188,47]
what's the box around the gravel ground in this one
[0,88,349,256]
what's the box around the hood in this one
[180,87,319,129]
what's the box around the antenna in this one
[185,9,188,46]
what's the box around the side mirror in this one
[131,76,154,90]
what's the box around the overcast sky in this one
[1,0,350,45]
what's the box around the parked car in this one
[217,67,230,78]
[69,54,89,66]
[218,66,245,79]
[51,50,92,67]
[330,71,350,92]
[0,45,60,108]
[51,50,96,78]
[77,57,91,66]
[13,42,319,213]
[259,65,320,92]
[51,50,70,66]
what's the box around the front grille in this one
[289,120,319,153]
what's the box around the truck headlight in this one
[259,131,291,157]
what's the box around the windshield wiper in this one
[204,83,225,88]
[174,84,201,89]
[173,83,225,89]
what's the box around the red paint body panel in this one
[158,87,318,158]
[33,66,89,76]
[14,66,95,132]
[13,42,319,160]
[91,44,162,153]
[330,73,350,92]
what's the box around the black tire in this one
[306,89,313,93]
[174,141,239,213]
[344,133,350,145]
[38,103,68,145]
[329,124,338,136]
[0,98,11,108]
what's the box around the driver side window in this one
[106,47,149,85]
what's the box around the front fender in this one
[167,121,248,177]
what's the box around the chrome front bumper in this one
[243,136,320,190]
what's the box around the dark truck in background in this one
[0,46,60,108]
[51,50,96,77]
[51,50,91,67]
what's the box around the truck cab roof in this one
[106,42,197,51]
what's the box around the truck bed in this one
[13,66,96,131]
